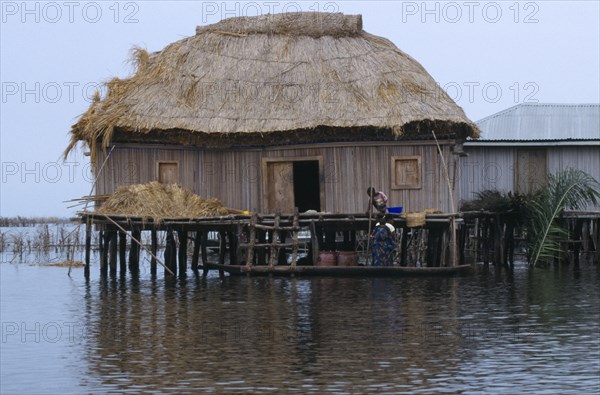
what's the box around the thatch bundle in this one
[195,12,363,37]
[66,12,478,159]
[96,182,229,220]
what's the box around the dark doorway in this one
[293,161,321,212]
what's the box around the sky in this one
[1,0,599,217]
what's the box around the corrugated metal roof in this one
[474,103,600,141]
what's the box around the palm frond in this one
[527,168,600,267]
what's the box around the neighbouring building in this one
[460,103,600,207]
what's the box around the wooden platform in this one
[204,263,474,277]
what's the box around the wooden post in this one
[573,219,583,267]
[426,227,438,267]
[109,231,117,275]
[268,213,281,269]
[151,229,157,276]
[165,229,177,276]
[400,227,408,267]
[178,230,188,275]
[310,221,319,266]
[245,214,257,268]
[201,232,209,276]
[493,216,503,266]
[278,229,287,266]
[228,228,238,265]
[474,218,481,263]
[504,222,513,267]
[449,217,457,267]
[235,224,243,265]
[84,219,91,278]
[100,230,109,276]
[459,221,467,265]
[119,231,127,275]
[257,229,266,265]
[129,229,141,274]
[582,220,590,253]
[440,226,449,267]
[290,209,300,268]
[483,218,490,266]
[191,231,201,272]
[218,231,226,277]
[218,231,227,265]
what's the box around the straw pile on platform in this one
[95,182,229,220]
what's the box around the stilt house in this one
[66,12,479,214]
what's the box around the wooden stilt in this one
[582,221,590,253]
[228,229,237,265]
[482,219,490,266]
[440,226,449,267]
[268,213,281,269]
[151,229,157,276]
[119,231,127,275]
[234,224,243,265]
[573,219,583,267]
[425,227,435,267]
[178,230,188,275]
[84,220,91,278]
[218,231,226,276]
[400,227,408,267]
[129,229,141,274]
[201,232,209,276]
[100,231,109,276]
[278,229,287,265]
[245,214,257,268]
[493,217,503,266]
[309,222,319,265]
[109,231,117,275]
[191,231,201,272]
[257,229,266,265]
[449,217,457,267]
[290,209,300,268]
[165,229,177,276]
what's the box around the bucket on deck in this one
[316,251,337,266]
[337,251,358,266]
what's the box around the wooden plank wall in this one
[459,145,600,209]
[458,146,515,204]
[96,141,459,214]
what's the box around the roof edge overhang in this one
[465,140,600,147]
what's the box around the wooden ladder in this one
[243,209,301,269]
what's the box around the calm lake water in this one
[1,259,599,394]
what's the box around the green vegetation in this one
[527,168,600,267]
[460,168,600,268]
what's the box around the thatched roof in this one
[66,12,478,157]
[96,182,229,220]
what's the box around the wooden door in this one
[265,161,295,213]
[516,149,547,194]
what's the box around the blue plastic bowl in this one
[388,206,403,214]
